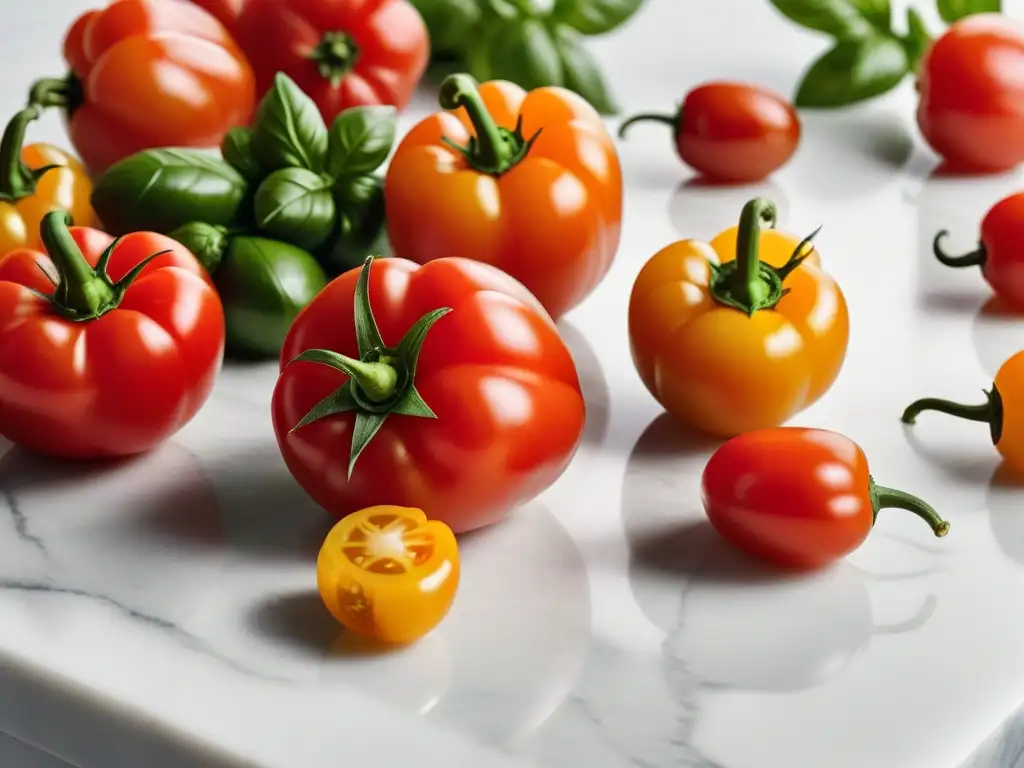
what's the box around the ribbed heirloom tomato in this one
[29,0,255,173]
[272,256,586,534]
[0,211,224,458]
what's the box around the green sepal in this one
[353,255,386,357]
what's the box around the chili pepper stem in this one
[869,477,949,537]
[438,74,533,176]
[933,230,986,268]
[618,112,678,140]
[902,387,1003,445]
[0,106,55,202]
[309,32,360,87]
[734,198,776,308]
[42,211,116,315]
[28,75,83,113]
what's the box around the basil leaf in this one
[551,26,618,114]
[488,18,564,90]
[91,149,248,236]
[409,0,482,52]
[221,127,263,183]
[326,106,398,178]
[252,73,329,173]
[552,0,645,36]
[795,35,909,108]
[253,168,336,252]
[766,0,891,38]
[322,174,388,274]
[936,0,999,23]
[169,222,228,275]
[903,7,932,66]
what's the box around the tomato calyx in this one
[933,229,986,271]
[30,210,170,322]
[28,74,84,117]
[0,106,62,203]
[286,256,453,478]
[902,385,1004,446]
[308,31,360,87]
[708,197,821,316]
[867,476,950,537]
[617,108,679,142]
[438,74,540,176]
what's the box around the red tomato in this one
[187,0,247,29]
[934,192,1024,308]
[917,14,1024,174]
[700,428,950,570]
[232,0,429,123]
[619,82,801,183]
[31,0,255,174]
[0,211,225,458]
[271,256,586,534]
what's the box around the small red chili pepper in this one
[700,427,949,571]
[934,192,1024,309]
[618,82,801,183]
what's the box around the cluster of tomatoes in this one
[0,0,1022,646]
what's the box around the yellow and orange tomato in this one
[317,505,460,645]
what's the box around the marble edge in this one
[959,698,1024,768]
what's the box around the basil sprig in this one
[768,0,1001,108]
[411,0,646,114]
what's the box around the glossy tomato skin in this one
[317,505,459,644]
[0,229,225,458]
[977,194,1024,308]
[385,81,623,321]
[58,0,255,173]
[917,14,1024,174]
[701,428,874,570]
[272,257,586,534]
[187,0,247,29]
[232,0,429,122]
[678,83,800,183]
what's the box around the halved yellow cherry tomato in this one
[317,505,460,644]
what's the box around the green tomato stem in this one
[28,74,83,114]
[0,106,55,203]
[325,353,399,403]
[309,31,360,87]
[901,386,1003,445]
[438,73,534,176]
[42,210,116,315]
[868,477,949,537]
[933,230,986,269]
[618,112,677,140]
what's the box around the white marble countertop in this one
[5,1,1024,766]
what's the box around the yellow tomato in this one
[317,505,460,645]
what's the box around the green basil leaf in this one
[252,73,329,173]
[409,0,483,52]
[551,26,618,114]
[326,106,398,178]
[902,7,932,67]
[253,168,336,252]
[91,149,248,236]
[552,0,645,36]
[487,18,564,90]
[766,0,891,38]
[795,34,909,108]
[936,0,999,23]
[216,236,328,359]
[322,174,388,274]
[168,222,229,275]
[221,127,263,183]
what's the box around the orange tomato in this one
[628,197,849,437]
[384,73,623,321]
[30,0,255,174]
[317,505,460,644]
[0,106,94,257]
[903,349,1024,472]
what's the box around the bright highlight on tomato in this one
[317,505,460,644]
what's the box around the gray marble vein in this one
[961,709,1024,768]
[1,488,46,558]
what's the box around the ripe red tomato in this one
[700,428,949,570]
[917,14,1024,174]
[187,0,247,29]
[0,212,225,458]
[271,257,586,534]
[232,0,429,123]
[619,82,801,183]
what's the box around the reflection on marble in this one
[559,321,610,447]
[667,177,790,241]
[971,298,1024,381]
[986,466,1024,569]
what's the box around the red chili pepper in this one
[700,427,949,571]
[933,192,1024,309]
[618,82,800,183]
